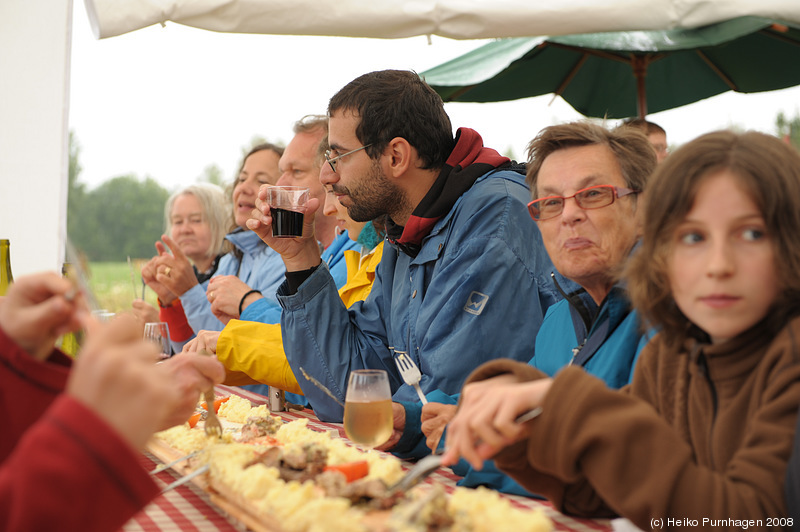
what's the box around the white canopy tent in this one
[4,0,800,275]
[0,0,72,276]
[85,0,800,40]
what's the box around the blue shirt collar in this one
[225,228,265,255]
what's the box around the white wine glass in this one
[343,369,393,448]
[143,321,171,360]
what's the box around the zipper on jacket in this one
[552,272,593,364]
[569,339,586,365]
[696,351,719,469]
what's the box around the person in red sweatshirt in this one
[0,272,225,531]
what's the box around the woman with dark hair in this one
[443,130,800,531]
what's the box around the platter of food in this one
[148,393,553,532]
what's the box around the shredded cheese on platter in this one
[150,394,552,532]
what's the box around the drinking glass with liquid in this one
[344,369,393,448]
[266,186,309,238]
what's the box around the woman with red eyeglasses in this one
[420,121,656,495]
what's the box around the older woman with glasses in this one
[420,121,656,495]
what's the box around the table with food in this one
[123,385,612,532]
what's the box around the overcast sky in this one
[69,2,800,191]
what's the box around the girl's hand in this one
[442,376,552,470]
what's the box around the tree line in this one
[66,131,232,261]
[67,131,275,261]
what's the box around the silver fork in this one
[149,450,200,475]
[198,349,222,437]
[393,350,427,404]
[388,452,443,493]
[387,406,543,493]
[203,387,222,437]
[160,464,210,493]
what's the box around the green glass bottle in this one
[0,239,13,296]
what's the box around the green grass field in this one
[88,261,158,314]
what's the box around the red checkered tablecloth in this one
[122,385,611,532]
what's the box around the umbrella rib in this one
[445,84,479,102]
[694,50,739,91]
[759,26,800,48]
[554,53,589,96]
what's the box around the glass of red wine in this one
[266,186,309,238]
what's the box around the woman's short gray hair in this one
[164,183,230,260]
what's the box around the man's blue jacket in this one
[278,167,560,431]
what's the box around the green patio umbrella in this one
[421,16,800,119]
